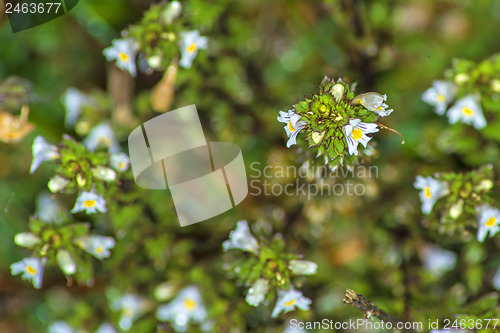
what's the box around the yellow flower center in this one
[437,94,446,102]
[462,107,474,116]
[118,52,129,62]
[187,43,197,53]
[287,121,296,132]
[26,265,37,275]
[485,217,496,227]
[184,299,196,310]
[84,200,96,208]
[95,246,103,254]
[119,162,125,169]
[424,186,432,198]
[320,105,327,113]
[284,299,296,306]
[352,128,363,141]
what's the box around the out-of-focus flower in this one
[277,109,307,148]
[178,30,208,69]
[83,123,120,153]
[35,192,65,222]
[30,136,59,173]
[245,278,269,307]
[111,294,149,331]
[343,119,379,156]
[10,257,46,289]
[420,245,457,276]
[62,87,92,127]
[272,288,311,318]
[110,153,130,172]
[414,176,448,214]
[48,175,70,193]
[56,250,76,275]
[47,321,75,333]
[14,232,41,248]
[476,204,500,242]
[0,108,34,143]
[493,267,500,291]
[163,0,182,24]
[222,220,260,254]
[91,166,117,182]
[422,81,456,115]
[74,235,115,260]
[96,323,117,333]
[103,38,139,76]
[72,190,107,214]
[284,322,307,333]
[156,286,207,332]
[353,92,393,117]
[289,260,318,276]
[447,94,486,129]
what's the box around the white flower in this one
[72,190,107,214]
[222,220,260,254]
[110,153,130,172]
[414,176,448,214]
[277,109,307,148]
[62,87,92,127]
[30,136,59,173]
[245,278,269,307]
[420,245,457,276]
[56,250,76,275]
[48,175,70,193]
[343,118,379,156]
[447,94,486,129]
[111,294,149,331]
[47,321,75,333]
[493,267,500,291]
[91,166,117,182]
[103,38,139,76]
[353,92,393,117]
[272,288,312,318]
[74,235,115,259]
[10,257,46,289]
[289,260,318,276]
[422,80,457,115]
[156,286,207,332]
[96,323,117,333]
[163,0,182,24]
[83,123,120,153]
[178,30,208,69]
[476,204,500,242]
[35,192,65,222]
[14,232,41,248]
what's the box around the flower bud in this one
[289,259,318,275]
[76,173,86,187]
[14,232,41,248]
[57,249,76,275]
[491,79,500,93]
[245,278,269,306]
[311,131,325,144]
[91,166,117,182]
[332,83,345,101]
[449,199,464,219]
[163,1,182,25]
[48,175,70,193]
[454,73,469,85]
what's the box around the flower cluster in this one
[278,77,399,171]
[103,1,208,76]
[11,218,116,288]
[223,220,316,318]
[414,166,499,242]
[423,55,500,131]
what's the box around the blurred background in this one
[1,0,500,332]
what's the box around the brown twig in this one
[343,289,416,332]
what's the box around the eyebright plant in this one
[278,76,402,171]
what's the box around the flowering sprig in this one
[423,54,500,135]
[11,217,116,287]
[278,77,401,171]
[222,220,316,317]
[414,165,499,241]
